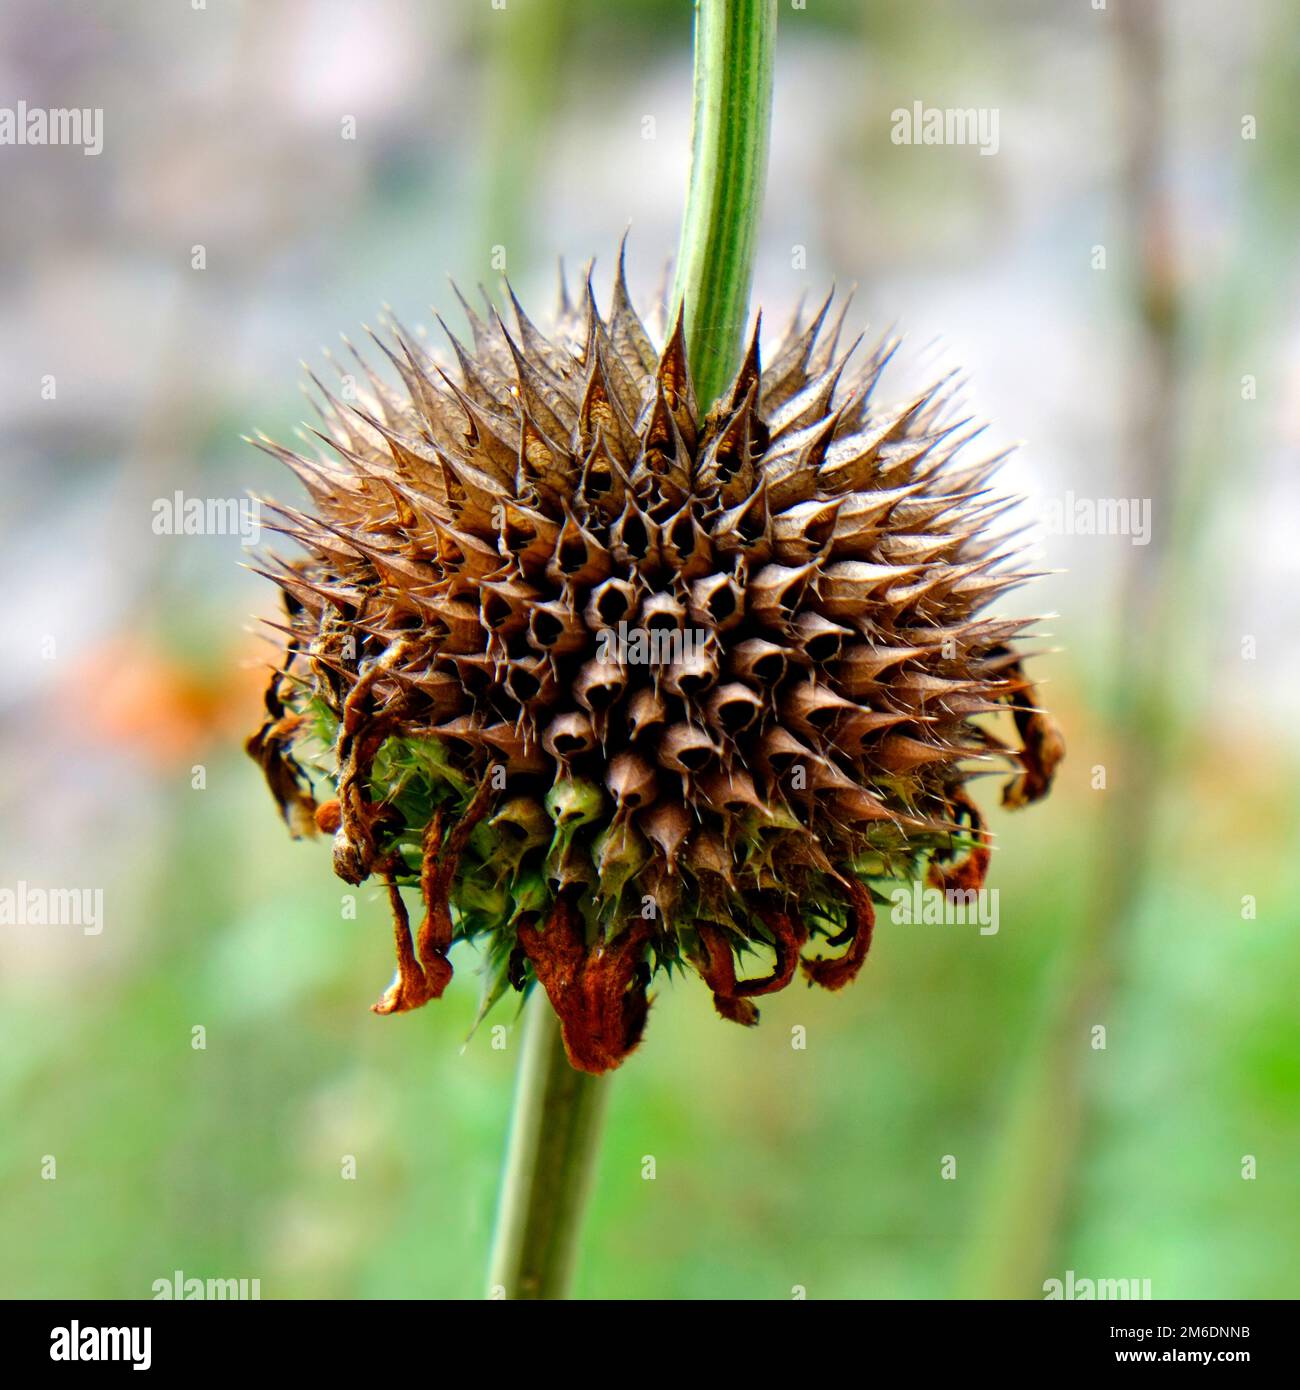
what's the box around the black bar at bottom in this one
[0,1297,1285,1374]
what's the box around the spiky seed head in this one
[246,251,1063,1073]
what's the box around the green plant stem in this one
[486,992,609,1299]
[485,3,775,1300]
[672,0,777,411]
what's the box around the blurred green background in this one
[2,0,1297,1299]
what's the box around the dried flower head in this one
[246,250,1063,1073]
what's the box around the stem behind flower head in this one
[485,0,777,1300]
[673,0,777,412]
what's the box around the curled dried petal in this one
[371,866,447,1015]
[245,680,318,838]
[926,791,990,893]
[372,776,498,1014]
[697,904,808,1025]
[999,658,1066,809]
[800,877,876,992]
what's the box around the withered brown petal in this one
[517,898,655,1074]
[800,877,876,992]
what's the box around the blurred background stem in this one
[958,0,1185,1297]
[486,994,609,1299]
[672,0,776,410]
